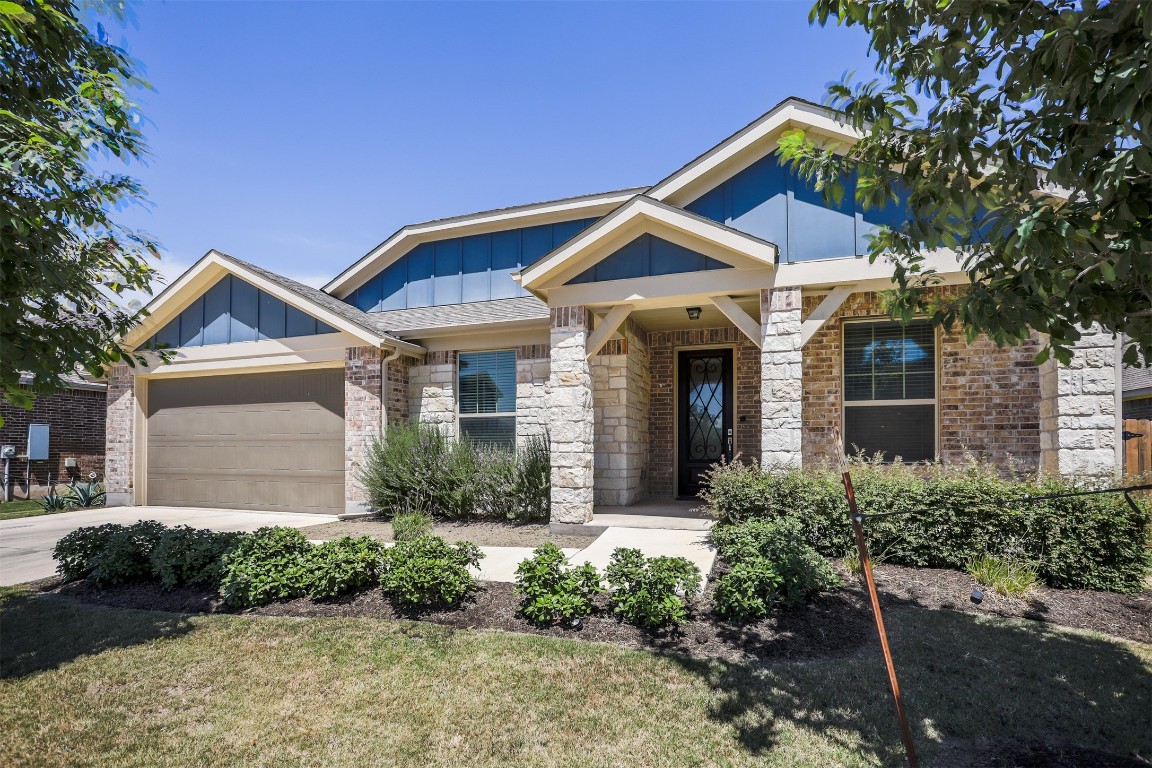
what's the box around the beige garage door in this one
[146,369,344,514]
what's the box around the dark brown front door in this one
[677,348,734,498]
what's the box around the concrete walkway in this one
[1,506,716,589]
[0,506,337,586]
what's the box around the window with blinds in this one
[458,350,517,450]
[842,320,936,462]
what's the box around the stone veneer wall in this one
[104,364,135,505]
[647,326,761,499]
[592,317,650,506]
[408,351,457,438]
[1039,324,1117,475]
[761,286,804,469]
[515,344,550,445]
[548,306,595,523]
[345,346,383,509]
[801,288,1045,468]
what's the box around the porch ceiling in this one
[623,297,759,332]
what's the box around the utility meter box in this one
[0,445,15,459]
[27,424,49,461]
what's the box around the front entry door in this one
[677,348,734,498]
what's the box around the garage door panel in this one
[146,370,345,514]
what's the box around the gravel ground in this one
[298,517,599,550]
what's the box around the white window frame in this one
[456,348,517,447]
[840,318,940,460]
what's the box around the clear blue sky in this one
[112,0,876,291]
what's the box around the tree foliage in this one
[779,0,1152,365]
[1,0,160,416]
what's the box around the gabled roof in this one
[647,97,860,206]
[516,195,778,291]
[122,250,422,354]
[323,188,646,298]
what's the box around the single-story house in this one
[2,373,107,499]
[106,97,1123,522]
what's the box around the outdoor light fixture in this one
[686,307,702,320]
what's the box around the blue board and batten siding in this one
[566,234,733,284]
[685,154,907,263]
[146,275,337,349]
[346,218,599,312]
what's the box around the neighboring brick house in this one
[105,97,1123,520]
[1,374,107,499]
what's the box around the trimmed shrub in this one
[514,543,603,625]
[357,423,550,521]
[701,459,1152,593]
[391,509,433,542]
[605,548,702,629]
[967,553,1040,597]
[52,521,166,585]
[219,527,315,608]
[150,526,242,590]
[710,518,841,607]
[714,559,782,623]
[54,523,124,581]
[303,536,389,600]
[379,535,483,608]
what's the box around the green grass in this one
[1,587,1148,767]
[0,499,54,520]
[967,553,1041,597]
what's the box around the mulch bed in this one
[40,562,1150,664]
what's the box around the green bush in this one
[391,509,433,542]
[967,553,1040,597]
[710,518,841,607]
[150,526,242,590]
[713,559,782,623]
[379,535,483,608]
[303,536,389,600]
[604,548,702,629]
[63,479,105,508]
[514,543,603,625]
[357,423,550,521]
[89,521,168,585]
[54,523,125,581]
[219,527,315,608]
[701,459,1152,593]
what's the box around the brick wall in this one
[801,288,1043,468]
[104,365,134,501]
[647,326,761,498]
[0,385,107,497]
[384,354,412,428]
[345,346,383,508]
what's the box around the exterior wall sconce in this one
[686,307,702,320]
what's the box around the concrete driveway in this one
[0,506,337,586]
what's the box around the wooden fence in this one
[1123,419,1152,476]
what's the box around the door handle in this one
[726,428,733,457]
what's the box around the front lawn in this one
[1,587,1148,767]
[0,499,53,521]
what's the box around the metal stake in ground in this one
[831,429,919,768]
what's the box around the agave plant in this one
[38,485,72,512]
[65,478,106,508]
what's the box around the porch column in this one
[548,306,595,524]
[1039,324,1118,476]
[105,364,135,507]
[760,286,803,469]
[345,346,384,514]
